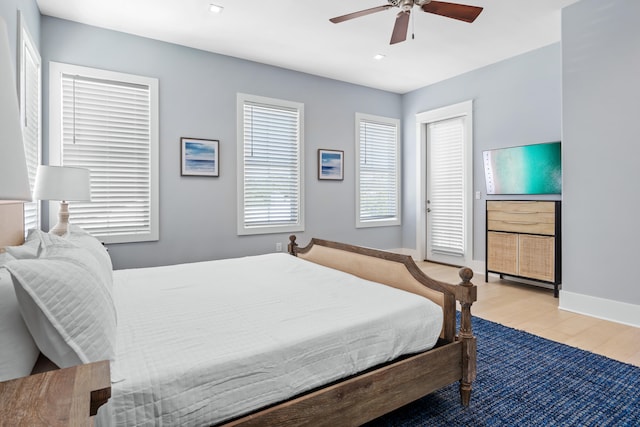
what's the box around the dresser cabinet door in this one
[518,234,555,282]
[487,231,518,276]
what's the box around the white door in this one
[416,101,473,266]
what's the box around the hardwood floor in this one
[416,261,640,367]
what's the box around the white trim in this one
[415,100,473,265]
[355,112,401,228]
[467,259,486,277]
[17,12,40,141]
[48,62,159,243]
[388,247,417,258]
[393,248,485,279]
[236,93,305,236]
[17,11,41,233]
[559,291,640,328]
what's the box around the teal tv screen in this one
[483,142,562,195]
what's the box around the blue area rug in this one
[366,316,640,426]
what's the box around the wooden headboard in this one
[0,202,24,248]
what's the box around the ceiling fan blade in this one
[421,1,483,23]
[390,11,410,45]
[330,5,393,24]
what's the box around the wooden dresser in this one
[0,360,111,426]
[485,200,561,296]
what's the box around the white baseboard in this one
[390,248,485,280]
[389,247,418,258]
[559,290,640,328]
[467,260,486,278]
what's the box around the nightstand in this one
[0,360,111,426]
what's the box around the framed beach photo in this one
[318,149,344,181]
[181,138,219,177]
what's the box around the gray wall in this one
[40,17,403,270]
[562,0,640,305]
[401,44,563,261]
[0,0,40,89]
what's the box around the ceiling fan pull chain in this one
[412,7,415,40]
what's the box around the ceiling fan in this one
[330,0,484,45]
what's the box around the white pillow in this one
[4,237,116,369]
[0,254,40,381]
[64,225,113,288]
[15,228,113,292]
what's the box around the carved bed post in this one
[457,267,477,406]
[288,235,298,256]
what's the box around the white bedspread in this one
[97,253,443,426]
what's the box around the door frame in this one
[415,100,473,264]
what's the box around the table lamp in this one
[0,16,31,203]
[33,165,91,236]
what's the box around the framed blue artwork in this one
[318,149,344,181]
[181,137,219,177]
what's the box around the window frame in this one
[48,62,159,244]
[355,112,401,228]
[236,93,305,236]
[18,11,41,234]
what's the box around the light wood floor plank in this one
[416,261,640,367]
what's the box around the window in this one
[237,93,304,235]
[356,113,401,228]
[49,62,159,244]
[18,13,41,233]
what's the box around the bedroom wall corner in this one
[400,44,562,264]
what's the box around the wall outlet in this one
[275,242,282,252]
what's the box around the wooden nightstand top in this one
[0,360,111,426]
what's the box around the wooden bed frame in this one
[223,235,477,426]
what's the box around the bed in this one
[0,204,477,426]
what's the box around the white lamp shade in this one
[33,165,91,202]
[0,17,32,201]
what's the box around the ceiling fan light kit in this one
[330,0,483,45]
[209,4,224,14]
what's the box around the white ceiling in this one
[36,0,580,94]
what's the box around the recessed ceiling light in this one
[373,54,386,61]
[209,4,224,13]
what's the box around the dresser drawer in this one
[487,201,556,235]
[487,219,554,235]
[487,201,555,214]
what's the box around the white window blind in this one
[356,113,400,228]
[237,94,304,235]
[427,117,464,256]
[19,14,41,234]
[50,62,158,244]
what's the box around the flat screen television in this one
[483,141,561,195]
